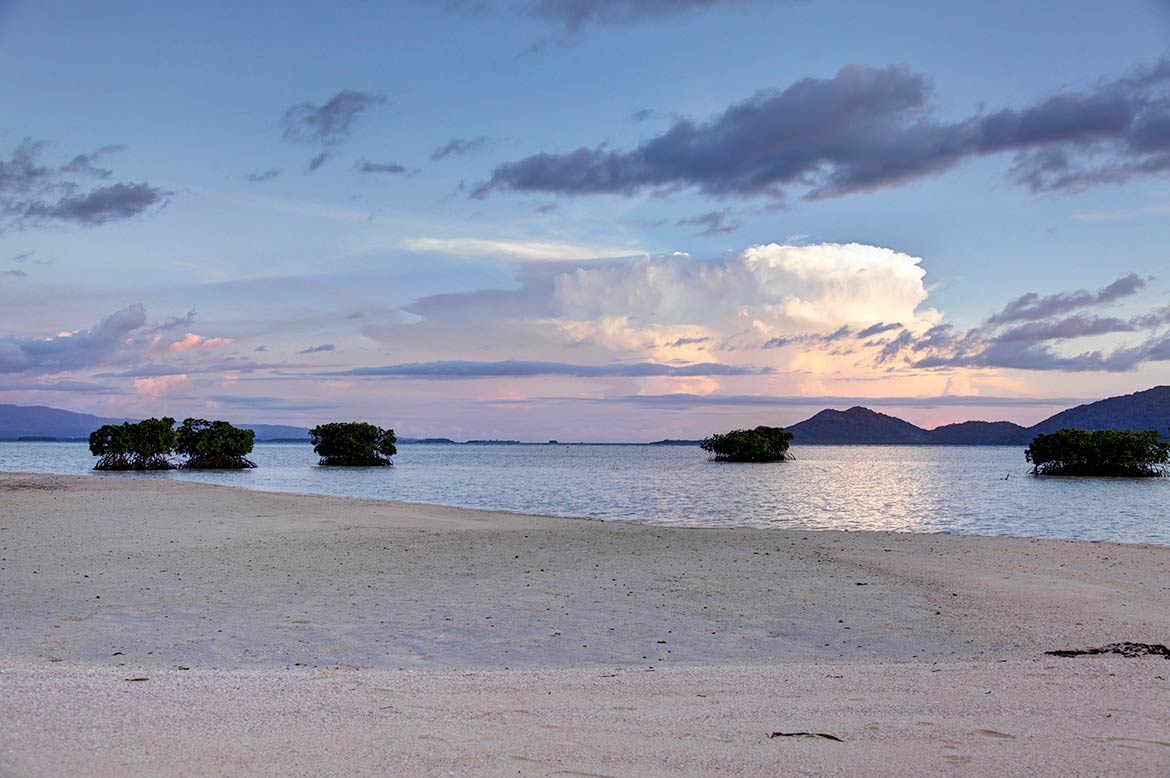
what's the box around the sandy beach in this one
[1,471,1168,776]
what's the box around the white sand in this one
[1,472,1168,776]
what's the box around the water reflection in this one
[1,441,1167,545]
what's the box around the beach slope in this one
[1,473,1167,776]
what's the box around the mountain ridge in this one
[0,405,308,442]
[786,386,1169,445]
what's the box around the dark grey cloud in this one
[994,315,1138,342]
[762,324,860,350]
[246,168,282,183]
[299,344,336,354]
[282,90,389,145]
[525,0,771,33]
[60,145,123,178]
[431,136,488,161]
[987,272,1146,323]
[355,160,407,175]
[326,358,768,378]
[23,182,168,226]
[253,345,268,353]
[666,336,711,347]
[873,272,1170,373]
[473,58,1170,201]
[149,309,197,333]
[11,251,51,265]
[307,152,331,172]
[0,304,146,374]
[1,140,168,229]
[675,208,741,237]
[856,321,903,338]
[1,269,27,278]
[913,335,1170,373]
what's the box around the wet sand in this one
[1,472,1168,776]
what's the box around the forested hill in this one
[0,404,307,441]
[1028,386,1170,435]
[0,405,128,440]
[786,386,1169,445]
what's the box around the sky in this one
[1,0,1169,441]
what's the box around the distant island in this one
[785,386,1170,445]
[1,386,1167,446]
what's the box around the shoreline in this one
[4,466,1168,549]
[2,472,1169,775]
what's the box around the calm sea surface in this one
[2,441,1167,545]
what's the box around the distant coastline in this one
[1,385,1166,446]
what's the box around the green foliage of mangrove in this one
[176,418,256,469]
[310,421,397,466]
[1026,428,1170,477]
[700,425,794,462]
[88,417,178,470]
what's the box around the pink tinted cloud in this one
[151,332,235,355]
[133,374,189,398]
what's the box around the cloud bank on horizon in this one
[0,0,1168,438]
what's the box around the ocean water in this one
[2,441,1168,545]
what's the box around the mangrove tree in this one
[176,418,257,469]
[1025,428,1169,477]
[89,417,178,470]
[310,421,397,466]
[701,425,794,462]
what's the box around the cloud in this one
[1,140,168,229]
[11,251,51,266]
[402,236,645,261]
[133,374,188,398]
[23,182,169,226]
[987,273,1146,323]
[149,310,198,333]
[456,0,776,35]
[1,269,27,278]
[675,208,741,237]
[552,243,935,338]
[307,152,331,172]
[0,305,257,382]
[208,395,337,412]
[595,392,1085,410]
[0,304,147,374]
[431,136,488,161]
[0,379,121,394]
[473,58,1170,201]
[367,242,940,379]
[60,145,123,178]
[281,90,389,145]
[328,358,767,378]
[993,315,1138,342]
[355,160,407,175]
[246,168,282,183]
[856,321,903,338]
[159,333,234,354]
[299,344,336,354]
[870,272,1170,373]
[666,336,711,347]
